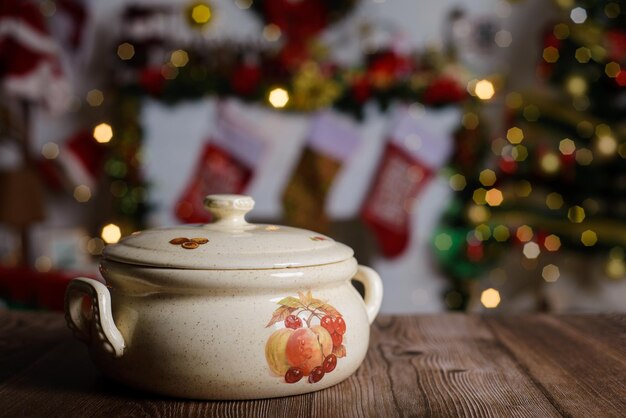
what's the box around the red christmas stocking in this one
[361,107,452,258]
[282,112,360,233]
[175,103,265,223]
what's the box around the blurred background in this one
[1,0,625,313]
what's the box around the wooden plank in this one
[486,315,626,418]
[0,310,67,383]
[361,315,560,418]
[0,312,567,417]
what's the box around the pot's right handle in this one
[352,265,383,324]
[64,277,125,358]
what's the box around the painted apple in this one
[285,325,332,375]
[265,328,294,376]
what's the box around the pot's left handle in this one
[65,277,125,358]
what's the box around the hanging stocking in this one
[361,107,452,258]
[282,111,360,233]
[175,102,266,223]
[0,0,70,113]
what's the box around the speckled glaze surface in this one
[65,195,383,400]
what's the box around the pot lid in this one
[103,195,353,269]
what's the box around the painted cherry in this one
[308,366,325,383]
[331,332,343,347]
[285,367,304,383]
[321,315,336,333]
[323,354,337,373]
[284,315,302,329]
[335,317,346,335]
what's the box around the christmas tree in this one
[435,0,626,310]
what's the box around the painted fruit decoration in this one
[265,290,347,384]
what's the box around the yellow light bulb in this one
[93,123,113,143]
[481,288,501,308]
[268,87,289,108]
[101,223,122,244]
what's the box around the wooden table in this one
[1,311,624,417]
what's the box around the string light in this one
[559,138,576,155]
[543,46,560,63]
[434,233,453,251]
[542,264,560,282]
[449,174,466,191]
[190,3,212,25]
[481,288,501,308]
[485,188,504,206]
[570,7,587,23]
[493,225,510,242]
[605,62,621,78]
[544,235,561,252]
[263,24,282,41]
[117,42,135,60]
[101,224,122,244]
[479,169,496,186]
[506,127,524,144]
[268,87,289,108]
[523,242,541,259]
[581,230,597,246]
[568,205,586,223]
[86,89,104,107]
[474,80,495,100]
[516,225,533,242]
[170,50,189,67]
[41,142,59,159]
[93,123,113,143]
[73,185,92,203]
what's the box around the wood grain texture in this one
[485,315,626,418]
[0,311,624,418]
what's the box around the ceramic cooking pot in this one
[65,194,383,400]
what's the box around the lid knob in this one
[204,194,254,229]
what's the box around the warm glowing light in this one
[523,242,541,259]
[73,185,92,203]
[575,148,593,165]
[606,257,625,279]
[553,23,569,39]
[86,89,104,106]
[542,264,560,282]
[472,188,487,205]
[546,192,564,210]
[506,127,524,144]
[268,87,289,108]
[475,79,495,100]
[479,169,496,186]
[434,233,453,251]
[449,174,466,191]
[516,225,533,242]
[559,138,576,155]
[93,123,113,143]
[41,142,59,159]
[568,205,586,223]
[493,225,510,242]
[544,234,561,251]
[468,205,489,223]
[191,3,212,24]
[575,47,591,63]
[566,75,587,96]
[481,288,501,308]
[543,46,559,63]
[170,50,189,67]
[485,188,504,206]
[581,230,597,246]
[462,112,479,129]
[101,223,122,244]
[86,237,105,255]
[605,62,621,78]
[117,42,135,60]
[596,135,617,155]
[540,152,560,173]
[263,24,282,41]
